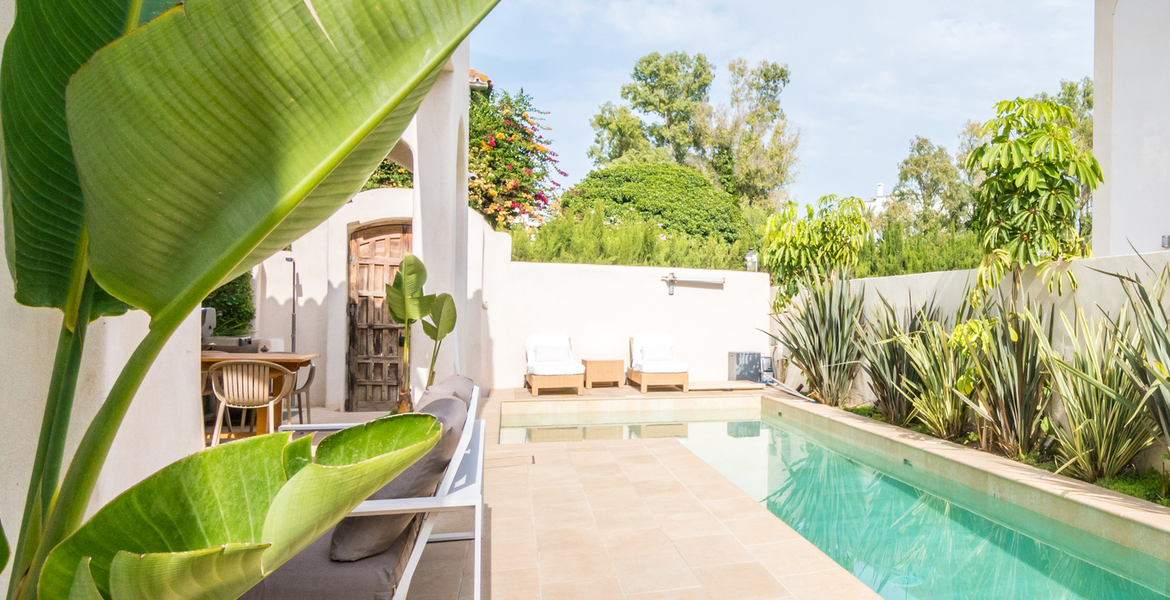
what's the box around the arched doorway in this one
[347,221,411,411]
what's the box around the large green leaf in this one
[423,292,457,342]
[66,0,500,327]
[386,254,435,325]
[1,518,8,573]
[40,414,441,600]
[0,0,172,316]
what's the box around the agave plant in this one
[897,321,970,440]
[0,0,499,596]
[1032,308,1155,482]
[770,271,865,407]
[962,301,1053,457]
[860,294,939,426]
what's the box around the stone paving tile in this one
[408,394,881,600]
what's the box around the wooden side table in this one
[583,359,625,388]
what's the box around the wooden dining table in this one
[200,351,320,436]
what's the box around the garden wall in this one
[465,212,773,390]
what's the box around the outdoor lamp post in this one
[745,248,759,272]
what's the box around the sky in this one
[468,0,1094,205]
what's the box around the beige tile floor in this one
[405,393,880,600]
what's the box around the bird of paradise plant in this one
[0,0,500,597]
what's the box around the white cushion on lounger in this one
[528,360,587,376]
[632,359,689,374]
[525,333,585,376]
[641,346,674,361]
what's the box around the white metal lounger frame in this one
[279,386,483,600]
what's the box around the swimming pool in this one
[681,414,1170,600]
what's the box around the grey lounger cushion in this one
[329,396,467,561]
[239,520,418,600]
[416,375,474,410]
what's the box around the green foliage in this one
[1096,470,1170,507]
[959,303,1053,457]
[618,51,715,163]
[855,222,984,278]
[762,195,870,310]
[511,202,747,270]
[1104,267,1170,448]
[844,405,885,422]
[362,160,413,191]
[966,98,1104,300]
[590,52,797,205]
[0,0,497,596]
[386,254,435,409]
[769,272,865,407]
[39,417,440,600]
[860,296,939,426]
[1036,308,1155,482]
[468,89,563,228]
[202,273,256,336]
[896,321,971,441]
[562,162,748,243]
[422,293,457,387]
[885,136,973,232]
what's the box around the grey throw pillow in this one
[416,375,474,410]
[329,397,468,562]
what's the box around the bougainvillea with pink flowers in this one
[468,89,565,228]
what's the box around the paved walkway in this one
[404,393,879,600]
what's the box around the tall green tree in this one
[619,51,715,163]
[966,98,1103,303]
[697,59,798,206]
[589,53,798,206]
[1034,77,1094,238]
[885,136,972,232]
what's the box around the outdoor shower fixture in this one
[662,272,726,295]
[286,256,298,352]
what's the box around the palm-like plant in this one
[897,321,970,440]
[770,271,865,407]
[860,294,939,426]
[1033,308,1155,482]
[962,302,1053,457]
[0,0,500,596]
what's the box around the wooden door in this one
[347,223,411,411]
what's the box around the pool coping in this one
[765,391,1170,582]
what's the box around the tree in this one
[696,59,799,207]
[587,102,668,166]
[966,98,1104,303]
[590,53,798,206]
[619,51,715,163]
[886,136,972,232]
[562,162,749,243]
[761,195,870,310]
[1034,77,1094,238]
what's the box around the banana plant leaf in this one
[39,414,441,600]
[66,0,499,328]
[1,0,174,317]
[387,255,435,326]
[422,293,457,342]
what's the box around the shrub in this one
[855,222,984,278]
[897,321,971,440]
[511,202,746,270]
[562,162,748,243]
[761,194,869,310]
[770,272,865,407]
[1096,470,1170,507]
[362,160,413,190]
[202,272,256,336]
[861,295,939,426]
[1040,309,1156,482]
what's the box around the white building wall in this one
[1093,0,1170,256]
[467,214,773,390]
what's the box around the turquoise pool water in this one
[682,417,1170,600]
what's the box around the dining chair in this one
[288,364,315,424]
[208,360,296,447]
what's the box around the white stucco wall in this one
[0,0,203,586]
[254,187,415,411]
[468,214,773,389]
[1093,0,1170,256]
